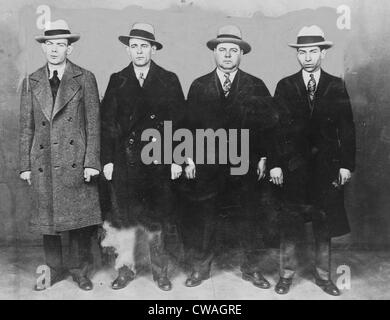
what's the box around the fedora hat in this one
[207,25,251,54]
[288,25,333,49]
[118,23,163,50]
[35,20,80,43]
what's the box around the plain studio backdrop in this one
[0,0,389,249]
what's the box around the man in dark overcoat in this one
[180,25,281,288]
[271,25,356,296]
[100,23,185,291]
[19,20,102,291]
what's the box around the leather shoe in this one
[112,266,135,290]
[72,275,93,291]
[156,276,172,291]
[275,277,293,295]
[314,277,340,296]
[185,271,210,287]
[242,271,271,289]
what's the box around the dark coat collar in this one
[293,68,332,99]
[116,60,164,90]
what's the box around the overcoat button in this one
[70,140,74,145]
[67,117,72,122]
[38,168,43,172]
[39,144,44,149]
[153,160,159,164]
[150,114,156,119]
[72,163,76,168]
[129,138,134,144]
[152,137,157,142]
[42,121,46,126]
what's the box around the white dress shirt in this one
[302,69,321,89]
[133,65,150,81]
[216,68,238,87]
[48,63,66,80]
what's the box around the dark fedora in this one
[35,20,80,43]
[207,25,251,54]
[118,23,163,50]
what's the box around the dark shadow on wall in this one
[345,56,390,247]
[0,21,26,245]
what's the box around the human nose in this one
[137,46,143,54]
[305,53,311,62]
[225,50,231,58]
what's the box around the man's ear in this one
[66,44,73,56]
[151,45,157,55]
[41,43,47,53]
[321,49,327,59]
[126,45,131,57]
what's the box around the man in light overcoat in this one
[19,20,102,291]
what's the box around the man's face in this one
[297,46,326,73]
[214,43,242,72]
[127,38,156,67]
[42,39,72,65]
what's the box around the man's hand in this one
[257,158,267,181]
[171,163,183,180]
[339,168,352,186]
[84,168,100,182]
[270,167,283,186]
[20,171,31,185]
[185,158,196,179]
[103,163,114,181]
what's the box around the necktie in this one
[138,72,144,87]
[307,73,316,102]
[222,73,232,97]
[49,70,60,102]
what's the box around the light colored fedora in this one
[35,19,80,43]
[207,25,251,54]
[118,22,163,50]
[288,25,333,49]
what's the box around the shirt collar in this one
[133,65,150,80]
[216,68,238,86]
[48,62,66,80]
[302,69,321,88]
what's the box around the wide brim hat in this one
[119,22,163,50]
[207,25,251,54]
[288,25,333,49]
[35,20,80,43]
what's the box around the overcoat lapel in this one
[51,60,82,120]
[29,65,53,121]
[315,70,332,99]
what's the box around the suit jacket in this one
[19,60,102,234]
[182,68,279,207]
[100,60,185,227]
[274,69,356,237]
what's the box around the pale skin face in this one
[297,46,326,73]
[214,43,243,73]
[41,39,72,66]
[126,38,156,68]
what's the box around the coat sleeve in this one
[19,77,34,173]
[251,79,281,169]
[100,74,118,166]
[337,81,356,172]
[83,71,101,171]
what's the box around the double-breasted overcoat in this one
[19,60,102,234]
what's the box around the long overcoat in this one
[100,61,185,230]
[274,70,356,237]
[182,69,280,212]
[19,60,102,235]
